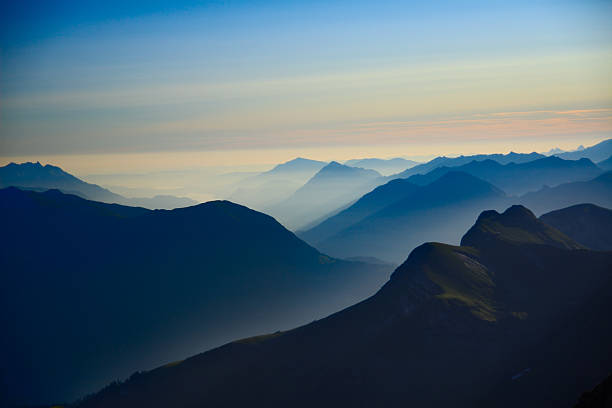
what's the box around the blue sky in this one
[1,0,611,170]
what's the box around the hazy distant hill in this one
[344,157,418,175]
[303,172,508,263]
[76,205,612,408]
[597,155,612,171]
[0,187,389,406]
[390,151,545,179]
[299,155,593,245]
[0,162,123,201]
[540,204,612,250]
[541,147,567,155]
[0,162,196,209]
[266,157,328,174]
[298,177,422,244]
[556,138,612,162]
[269,162,382,230]
[228,158,327,210]
[520,171,612,215]
[404,156,602,195]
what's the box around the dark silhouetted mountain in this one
[0,187,390,406]
[298,178,421,244]
[573,374,612,408]
[461,204,582,250]
[304,172,508,263]
[390,151,545,179]
[0,161,123,201]
[597,155,612,171]
[0,162,196,209]
[228,158,327,210]
[268,162,382,230]
[540,204,612,250]
[75,205,612,408]
[520,171,612,215]
[344,157,418,175]
[556,138,612,162]
[405,156,602,195]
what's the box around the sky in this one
[1,0,612,176]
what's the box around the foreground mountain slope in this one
[520,171,612,215]
[0,162,196,209]
[0,187,390,406]
[77,205,612,408]
[268,162,382,230]
[309,172,508,263]
[573,374,612,408]
[540,204,612,250]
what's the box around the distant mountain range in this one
[520,171,612,215]
[228,158,328,210]
[403,156,602,195]
[300,171,509,263]
[300,155,609,262]
[389,151,545,179]
[227,139,611,230]
[268,161,382,230]
[75,205,612,408]
[555,138,612,162]
[343,157,418,175]
[267,152,556,232]
[0,187,390,406]
[0,162,196,209]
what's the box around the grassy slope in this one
[76,205,612,408]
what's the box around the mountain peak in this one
[428,171,504,196]
[501,204,537,220]
[266,157,327,174]
[316,161,381,177]
[461,205,581,250]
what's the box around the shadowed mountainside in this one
[389,151,545,179]
[597,155,612,171]
[0,187,390,406]
[520,171,612,215]
[0,162,196,209]
[573,374,612,408]
[301,171,509,263]
[540,204,612,250]
[300,164,612,263]
[403,156,602,196]
[76,205,612,408]
[298,177,422,244]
